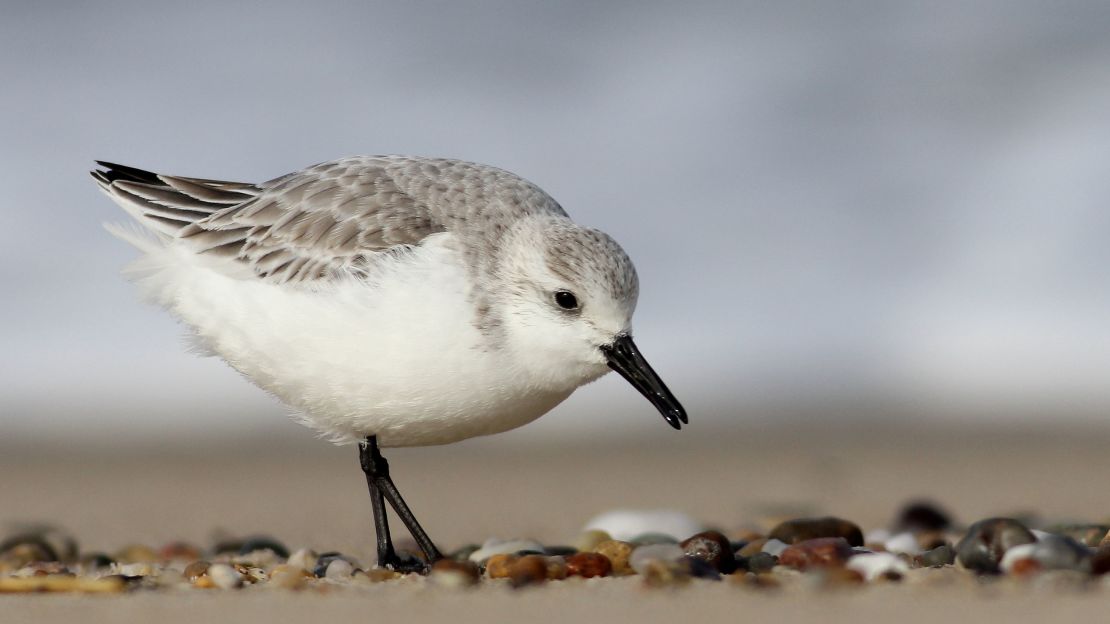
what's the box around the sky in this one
[2,1,1109,441]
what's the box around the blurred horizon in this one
[3,1,1110,443]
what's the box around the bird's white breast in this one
[132,233,573,446]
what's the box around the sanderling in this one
[92,156,686,571]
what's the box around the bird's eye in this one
[554,290,579,310]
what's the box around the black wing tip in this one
[92,160,162,185]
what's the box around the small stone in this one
[1101,530,1110,548]
[999,535,1092,574]
[914,544,956,568]
[206,563,243,589]
[894,501,952,533]
[448,544,481,561]
[583,510,703,543]
[565,552,611,578]
[847,552,910,582]
[778,538,854,571]
[324,558,355,579]
[237,536,290,559]
[355,568,402,583]
[484,554,518,579]
[572,530,611,553]
[640,559,691,588]
[684,556,721,580]
[761,539,789,557]
[430,559,480,587]
[769,517,864,547]
[680,531,736,573]
[286,548,317,572]
[115,544,158,564]
[268,564,309,589]
[117,562,157,577]
[544,556,568,580]
[740,552,778,573]
[159,542,202,562]
[183,561,211,581]
[630,533,679,546]
[468,538,545,563]
[592,540,634,575]
[883,532,921,555]
[1045,524,1109,548]
[1090,546,1110,576]
[955,517,1036,574]
[508,554,549,587]
[313,552,358,578]
[629,544,686,575]
[736,538,767,558]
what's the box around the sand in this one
[2,422,1109,622]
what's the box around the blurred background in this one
[2,0,1109,447]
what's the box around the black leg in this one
[359,436,443,571]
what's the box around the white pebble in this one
[325,558,355,579]
[116,562,156,577]
[582,510,704,542]
[761,539,789,557]
[883,532,921,555]
[847,552,910,582]
[207,563,243,589]
[999,543,1038,574]
[286,548,317,572]
[468,538,546,563]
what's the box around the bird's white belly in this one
[135,235,574,446]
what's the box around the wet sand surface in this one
[2,422,1109,622]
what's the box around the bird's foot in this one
[379,552,432,575]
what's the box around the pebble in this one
[565,552,612,578]
[468,538,546,563]
[684,556,722,580]
[769,517,864,547]
[324,558,355,579]
[592,540,634,575]
[356,568,402,583]
[1102,530,1110,549]
[158,542,202,562]
[583,510,703,543]
[544,556,569,580]
[1090,546,1110,576]
[313,553,358,578]
[286,548,317,572]
[740,552,778,573]
[484,554,518,579]
[761,539,790,557]
[778,538,854,571]
[894,501,952,533]
[1045,524,1109,548]
[680,531,736,573]
[237,536,290,559]
[268,564,309,590]
[629,544,686,575]
[0,541,56,567]
[508,554,549,587]
[736,538,767,557]
[182,560,211,580]
[915,544,956,568]
[115,544,159,564]
[999,535,1092,574]
[206,563,243,589]
[429,559,481,588]
[847,552,910,582]
[572,530,611,553]
[955,517,1036,574]
[640,559,691,588]
[883,532,922,555]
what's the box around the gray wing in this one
[94,156,566,284]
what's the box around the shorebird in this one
[93,156,686,571]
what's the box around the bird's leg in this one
[359,436,443,571]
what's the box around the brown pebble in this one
[182,560,211,581]
[355,568,403,583]
[115,544,159,564]
[565,552,612,578]
[641,559,690,588]
[1009,558,1043,577]
[269,564,310,589]
[737,538,768,558]
[592,540,634,575]
[192,576,216,589]
[681,531,736,573]
[1090,546,1110,576]
[1101,530,1110,549]
[778,537,854,571]
[159,542,203,561]
[430,559,480,587]
[485,554,519,579]
[769,517,864,547]
[508,554,548,587]
[545,556,568,580]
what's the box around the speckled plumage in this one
[94,156,654,447]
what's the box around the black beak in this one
[600,334,688,430]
